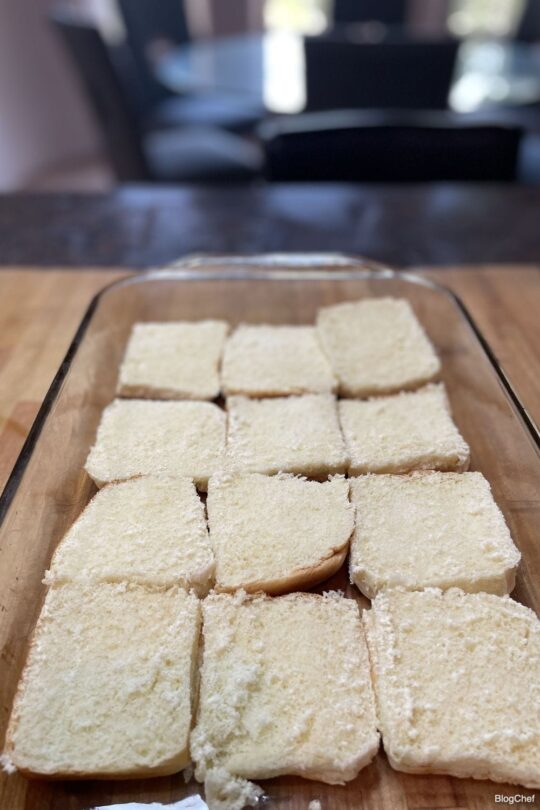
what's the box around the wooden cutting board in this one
[0,265,538,495]
[0,263,539,810]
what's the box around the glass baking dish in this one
[0,255,538,810]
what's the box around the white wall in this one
[0,0,101,190]
[409,0,451,32]
[186,0,264,38]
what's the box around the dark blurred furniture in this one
[261,111,522,182]
[117,0,264,133]
[157,33,540,116]
[51,10,262,183]
[333,0,406,25]
[304,36,459,111]
[156,34,267,108]
[516,0,540,42]
[117,0,189,116]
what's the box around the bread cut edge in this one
[117,382,220,401]
[234,461,350,480]
[84,467,213,492]
[221,377,338,398]
[215,544,349,596]
[348,451,470,477]
[229,740,379,786]
[338,366,441,399]
[383,748,540,790]
[351,564,517,599]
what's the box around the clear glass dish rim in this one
[0,253,538,527]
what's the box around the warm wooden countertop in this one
[0,265,539,493]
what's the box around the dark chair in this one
[261,110,522,182]
[51,10,262,183]
[304,36,459,112]
[117,0,265,133]
[333,0,407,25]
[116,0,189,117]
[516,0,540,42]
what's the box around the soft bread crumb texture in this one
[191,592,379,795]
[316,297,440,397]
[85,399,226,490]
[221,324,336,397]
[226,394,348,478]
[350,472,520,597]
[207,473,354,594]
[204,766,263,810]
[117,321,229,400]
[339,383,470,474]
[364,589,540,789]
[0,754,16,774]
[45,477,214,594]
[6,584,201,778]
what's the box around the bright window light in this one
[448,0,526,38]
[264,0,331,34]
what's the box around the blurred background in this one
[2,0,540,190]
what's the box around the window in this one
[264,0,331,34]
[448,0,526,37]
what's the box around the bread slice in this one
[364,588,540,788]
[350,472,520,597]
[221,324,336,397]
[5,583,201,779]
[117,320,229,400]
[207,473,354,594]
[316,297,440,397]
[191,592,379,803]
[44,477,214,595]
[339,383,469,475]
[85,399,226,490]
[226,394,348,478]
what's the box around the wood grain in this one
[0,264,538,810]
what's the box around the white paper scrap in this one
[93,798,208,810]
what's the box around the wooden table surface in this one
[0,263,539,810]
[0,264,539,495]
[1,185,540,267]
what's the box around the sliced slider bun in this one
[316,297,440,397]
[117,320,229,401]
[207,473,354,594]
[349,472,520,598]
[5,583,201,779]
[191,591,379,807]
[364,588,540,789]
